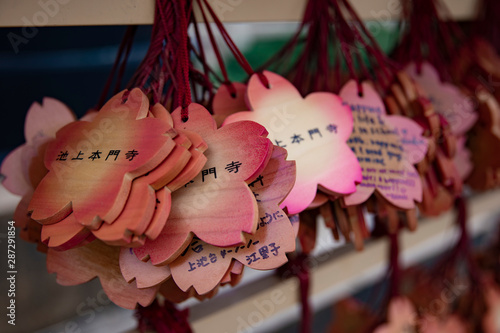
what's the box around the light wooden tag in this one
[14,192,43,245]
[1,97,76,196]
[212,82,247,127]
[307,192,329,209]
[29,89,177,229]
[220,261,244,285]
[159,263,244,303]
[163,128,208,192]
[91,131,193,246]
[41,212,92,250]
[119,247,171,289]
[142,187,172,241]
[47,240,158,309]
[224,71,362,214]
[405,62,477,136]
[340,80,425,209]
[384,115,428,165]
[91,103,209,246]
[134,103,272,265]
[168,146,296,294]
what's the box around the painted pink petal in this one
[24,97,76,144]
[225,71,361,214]
[405,62,477,136]
[134,104,272,265]
[1,145,32,196]
[212,82,247,127]
[119,248,171,289]
[169,146,296,294]
[376,160,423,209]
[2,98,76,196]
[385,115,428,164]
[47,240,158,309]
[340,80,426,209]
[29,89,176,228]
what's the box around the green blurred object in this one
[223,22,400,83]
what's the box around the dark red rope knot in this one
[223,81,238,98]
[121,89,131,104]
[181,109,189,123]
[256,72,271,89]
[356,82,364,97]
[135,299,192,333]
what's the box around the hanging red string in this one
[135,299,192,333]
[195,0,236,97]
[123,0,193,117]
[97,25,138,109]
[196,0,270,88]
[388,232,400,300]
[278,253,312,333]
[393,0,465,81]
[475,0,500,52]
[171,0,192,120]
[264,0,394,96]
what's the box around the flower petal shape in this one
[29,89,177,229]
[119,247,171,289]
[340,81,426,209]
[47,240,158,309]
[133,103,272,265]
[91,130,193,246]
[41,213,93,250]
[224,71,361,214]
[25,97,77,143]
[1,98,76,196]
[169,146,296,294]
[212,82,247,127]
[405,62,477,136]
[384,115,428,165]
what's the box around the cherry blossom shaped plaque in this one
[29,89,177,229]
[49,104,200,248]
[47,240,158,309]
[405,62,477,136]
[373,297,417,333]
[1,98,76,196]
[168,146,296,294]
[134,103,273,265]
[1,98,79,248]
[340,80,426,209]
[224,71,361,214]
[41,213,93,250]
[91,131,192,246]
[119,247,171,289]
[212,82,247,127]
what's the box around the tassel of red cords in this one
[136,299,192,333]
